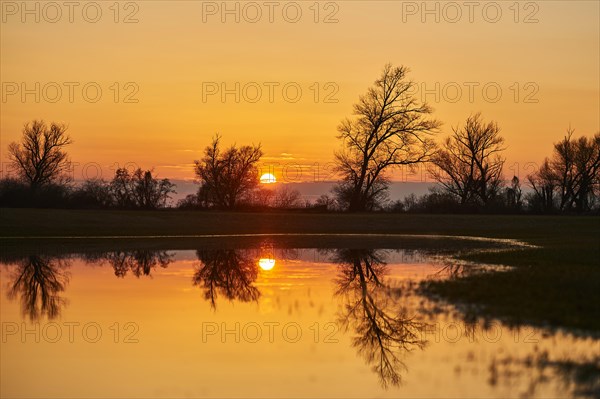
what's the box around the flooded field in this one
[1,239,598,398]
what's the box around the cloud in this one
[162,164,195,169]
[262,153,304,161]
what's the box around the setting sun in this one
[260,173,277,184]
[258,258,276,271]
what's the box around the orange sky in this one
[1,1,598,183]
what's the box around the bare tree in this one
[251,186,275,208]
[529,129,600,212]
[553,130,600,211]
[333,249,426,387]
[8,120,73,189]
[130,169,176,209]
[194,135,263,209]
[109,168,175,209]
[102,250,173,278]
[430,113,505,206]
[7,255,71,321]
[193,249,260,309]
[273,186,302,209]
[527,158,558,212]
[334,64,440,211]
[571,132,600,211]
[110,168,134,208]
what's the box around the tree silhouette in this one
[8,120,73,189]
[109,168,175,209]
[272,186,302,208]
[505,175,523,210]
[333,64,440,211]
[527,130,600,213]
[430,113,505,206]
[6,255,71,321]
[333,249,426,387]
[193,249,260,309]
[194,135,263,209]
[527,158,559,212]
[98,250,173,277]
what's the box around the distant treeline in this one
[1,126,597,214]
[2,65,599,214]
[0,168,175,210]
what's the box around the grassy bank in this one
[1,208,599,331]
[1,208,597,238]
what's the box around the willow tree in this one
[333,64,440,211]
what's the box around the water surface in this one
[1,241,598,398]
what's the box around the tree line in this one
[1,64,598,213]
[1,120,175,209]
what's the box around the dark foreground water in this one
[1,241,598,398]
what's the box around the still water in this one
[1,241,598,398]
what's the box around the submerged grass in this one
[1,208,599,331]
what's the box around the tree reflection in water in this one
[193,249,260,309]
[6,255,70,321]
[332,249,427,387]
[96,250,174,277]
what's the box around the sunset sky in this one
[1,1,598,184]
